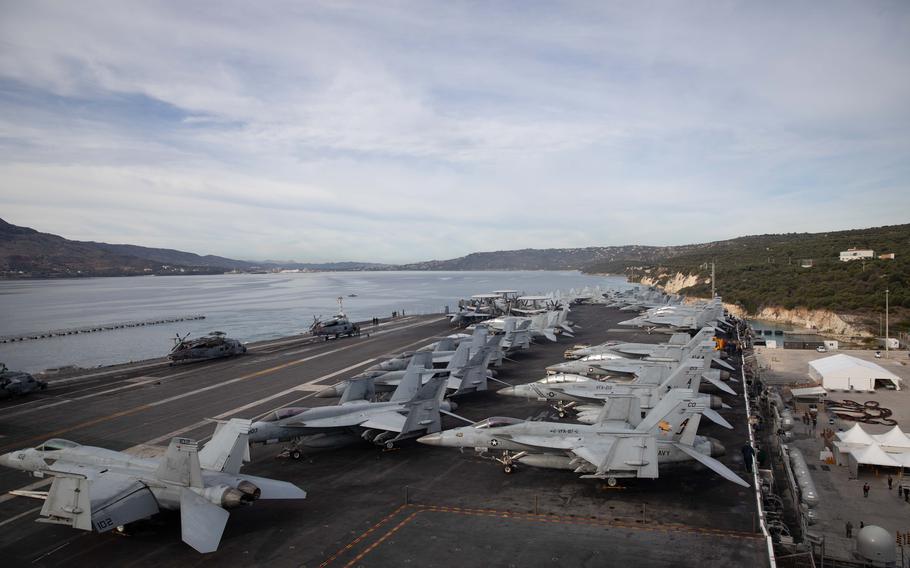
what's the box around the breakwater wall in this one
[0,314,206,344]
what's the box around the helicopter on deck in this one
[168,331,246,363]
[0,363,47,399]
[310,297,360,340]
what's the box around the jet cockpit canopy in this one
[262,408,308,422]
[474,417,523,429]
[36,439,80,451]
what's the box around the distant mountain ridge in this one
[398,245,692,271]
[2,215,907,310]
[0,218,391,278]
[1,217,688,278]
[0,218,230,277]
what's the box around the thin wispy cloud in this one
[1,1,908,262]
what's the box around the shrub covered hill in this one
[583,224,910,333]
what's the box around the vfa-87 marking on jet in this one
[419,389,748,487]
[0,419,305,553]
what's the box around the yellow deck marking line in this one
[342,510,420,568]
[319,504,409,567]
[321,502,763,565]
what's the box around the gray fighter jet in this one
[418,389,748,487]
[317,334,503,399]
[316,350,439,399]
[248,365,468,458]
[563,332,693,360]
[358,327,489,375]
[481,308,574,343]
[0,363,47,398]
[606,287,680,311]
[619,299,730,333]
[548,330,732,378]
[499,357,735,420]
[0,419,306,553]
[168,331,246,363]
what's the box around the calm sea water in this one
[0,271,629,372]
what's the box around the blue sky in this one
[1,1,908,263]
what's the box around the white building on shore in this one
[839,248,874,262]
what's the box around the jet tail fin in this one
[396,376,447,439]
[657,361,701,391]
[156,438,204,488]
[389,367,422,403]
[444,342,470,372]
[199,418,251,474]
[409,351,434,369]
[340,377,375,404]
[449,338,497,394]
[635,389,702,436]
[470,326,488,351]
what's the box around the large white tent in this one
[873,426,910,451]
[808,354,902,391]
[850,444,902,468]
[837,423,877,446]
[832,423,910,473]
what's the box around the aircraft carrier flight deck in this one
[0,305,768,567]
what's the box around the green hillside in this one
[584,224,910,331]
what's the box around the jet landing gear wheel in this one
[496,450,524,474]
[606,476,618,487]
[384,440,395,450]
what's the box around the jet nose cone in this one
[0,451,21,470]
[497,386,517,397]
[417,433,442,446]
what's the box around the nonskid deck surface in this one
[0,306,764,567]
